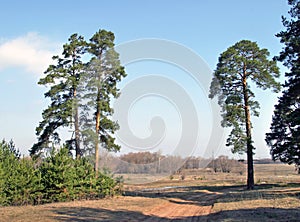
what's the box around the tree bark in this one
[74,88,81,159]
[242,76,255,190]
[94,66,102,176]
[95,97,100,176]
[72,51,81,159]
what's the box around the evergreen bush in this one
[0,141,118,206]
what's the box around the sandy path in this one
[144,198,212,221]
[133,187,221,221]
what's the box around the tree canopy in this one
[79,29,126,172]
[266,0,300,173]
[30,34,86,157]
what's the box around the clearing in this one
[1,164,299,221]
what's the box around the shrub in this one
[0,141,118,206]
[39,148,78,202]
[39,147,118,203]
[0,140,41,205]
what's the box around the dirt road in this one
[144,198,212,221]
[123,185,222,221]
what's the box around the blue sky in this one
[0,0,290,158]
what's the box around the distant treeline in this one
[97,151,280,174]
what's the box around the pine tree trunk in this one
[72,52,81,159]
[95,106,100,175]
[94,53,103,176]
[74,88,81,159]
[243,76,255,190]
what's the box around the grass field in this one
[0,163,299,221]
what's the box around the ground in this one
[0,164,299,221]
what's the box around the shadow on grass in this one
[51,183,300,221]
[52,207,169,221]
[124,184,241,205]
[124,183,300,206]
[219,183,300,204]
[51,206,300,221]
[205,207,300,222]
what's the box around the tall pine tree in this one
[209,40,280,189]
[31,34,86,158]
[266,0,300,173]
[79,29,126,173]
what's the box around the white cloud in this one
[0,32,60,76]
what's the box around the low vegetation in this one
[0,164,298,221]
[0,140,119,206]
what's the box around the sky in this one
[0,0,291,159]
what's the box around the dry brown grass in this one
[0,163,299,221]
[210,185,300,221]
[0,196,167,222]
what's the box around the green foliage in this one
[38,147,118,203]
[39,148,76,202]
[80,29,127,154]
[0,140,41,205]
[266,0,300,173]
[0,140,118,206]
[209,40,280,153]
